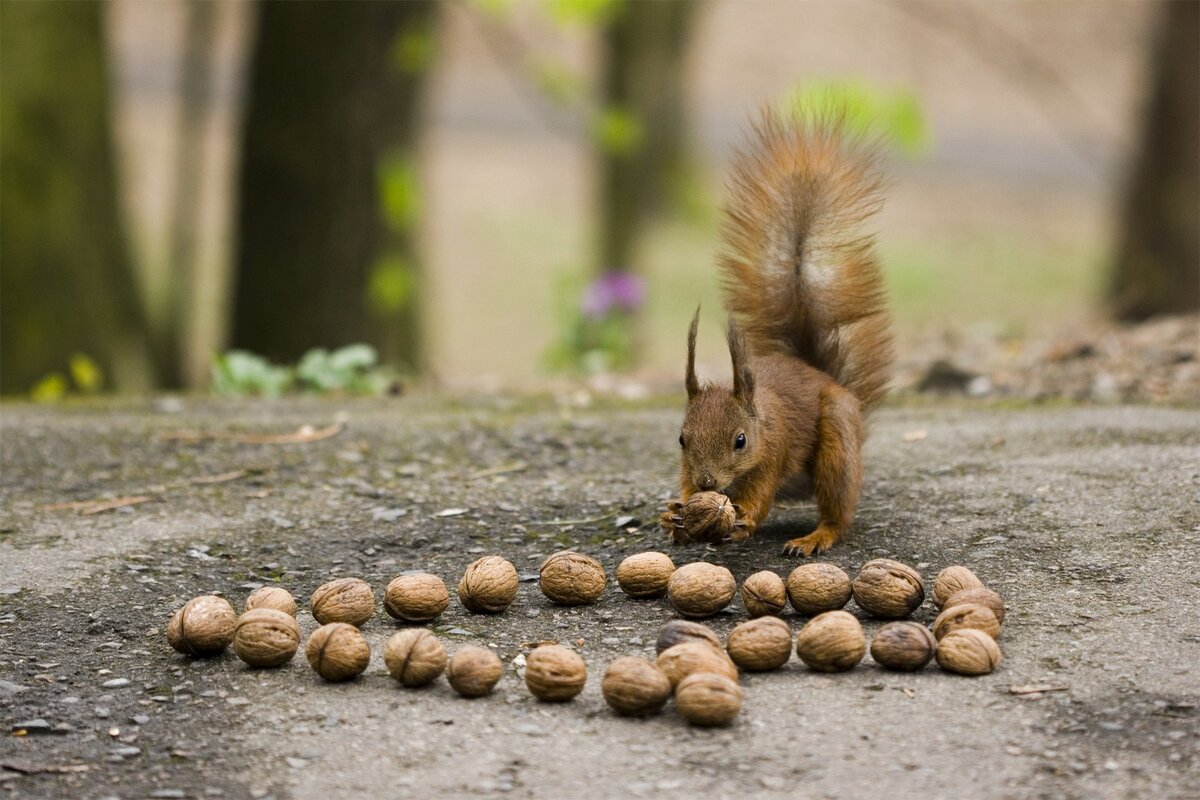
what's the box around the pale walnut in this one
[667,562,737,619]
[447,646,504,697]
[310,578,375,627]
[524,644,587,702]
[167,595,237,657]
[655,620,722,655]
[932,566,985,609]
[740,571,787,617]
[936,629,1002,676]
[232,608,301,668]
[942,587,1006,625]
[601,657,671,717]
[869,621,936,671]
[457,556,519,614]
[675,672,742,727]
[785,563,852,616]
[244,586,297,617]
[932,603,1001,641]
[616,552,676,599]
[726,617,792,672]
[851,559,925,619]
[656,641,739,688]
[384,573,450,623]
[539,551,607,605]
[794,610,866,672]
[305,622,371,682]
[383,629,447,687]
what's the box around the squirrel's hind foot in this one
[781,524,843,557]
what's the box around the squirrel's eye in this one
[679,433,686,449]
[734,432,746,450]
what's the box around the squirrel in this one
[660,109,893,557]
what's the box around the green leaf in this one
[531,58,584,106]
[378,152,420,232]
[329,344,377,372]
[391,24,435,75]
[30,373,67,402]
[781,79,929,157]
[469,0,513,19]
[368,256,415,314]
[547,0,623,26]
[591,106,643,157]
[211,350,292,397]
[68,353,103,393]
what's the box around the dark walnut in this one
[601,657,672,717]
[851,559,925,619]
[869,621,936,671]
[741,571,787,617]
[457,556,519,614]
[167,595,237,657]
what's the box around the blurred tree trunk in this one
[231,0,435,371]
[597,1,698,271]
[0,1,156,395]
[1110,0,1199,320]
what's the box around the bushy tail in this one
[720,109,894,412]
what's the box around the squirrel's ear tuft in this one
[686,306,701,399]
[727,316,756,414]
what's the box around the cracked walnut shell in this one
[795,610,866,672]
[384,629,447,687]
[616,552,675,599]
[310,578,375,627]
[458,556,519,614]
[233,608,301,668]
[384,573,450,623]
[851,559,925,619]
[167,595,237,657]
[601,657,671,717]
[305,622,371,682]
[785,563,852,616]
[539,551,607,605]
[667,562,737,619]
[936,629,1002,676]
[726,616,792,671]
[524,644,587,702]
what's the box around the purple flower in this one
[581,271,645,319]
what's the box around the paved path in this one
[1,398,1197,799]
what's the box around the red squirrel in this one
[661,110,893,557]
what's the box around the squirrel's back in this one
[720,109,893,412]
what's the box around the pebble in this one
[0,680,30,695]
[132,715,151,725]
[286,757,308,769]
[149,791,186,799]
[102,678,130,688]
[11,719,51,734]
[227,697,250,706]
[111,746,141,758]
[95,708,110,718]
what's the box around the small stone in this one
[287,757,308,769]
[102,678,130,688]
[12,719,51,733]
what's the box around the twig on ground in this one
[159,422,345,445]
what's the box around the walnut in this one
[655,620,722,655]
[667,562,737,619]
[936,629,1002,676]
[167,595,237,657]
[674,672,742,727]
[305,622,371,682]
[794,610,866,672]
[932,566,985,609]
[524,644,587,702]
[675,491,738,544]
[726,617,792,671]
[932,603,1000,640]
[384,573,450,623]
[616,552,675,599]
[740,571,787,617]
[232,609,301,668]
[656,641,738,688]
[383,629,446,687]
[310,578,375,627]
[447,646,504,697]
[244,586,297,617]
[942,587,1006,624]
[601,657,672,717]
[457,556,519,614]
[869,621,936,671]
[851,559,925,619]
[785,563,852,616]
[539,551,607,605]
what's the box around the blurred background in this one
[2,0,1197,402]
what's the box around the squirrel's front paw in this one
[659,500,691,544]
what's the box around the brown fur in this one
[668,109,893,556]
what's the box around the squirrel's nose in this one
[699,474,715,490]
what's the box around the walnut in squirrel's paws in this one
[661,492,746,544]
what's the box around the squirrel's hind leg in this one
[782,384,864,557]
